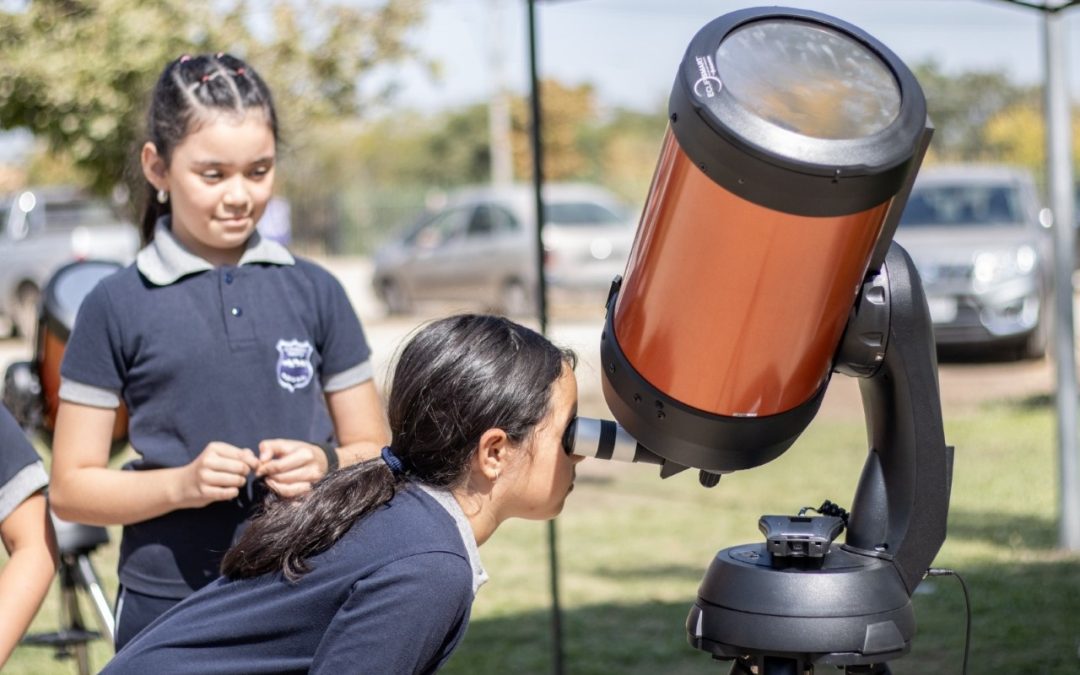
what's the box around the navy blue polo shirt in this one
[59,219,374,598]
[102,485,486,675]
[0,405,48,524]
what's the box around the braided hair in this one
[140,53,279,244]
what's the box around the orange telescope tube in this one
[614,130,891,418]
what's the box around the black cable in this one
[816,499,850,525]
[798,500,850,526]
[926,568,972,675]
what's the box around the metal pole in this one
[527,0,550,335]
[1043,6,1080,550]
[527,1,564,673]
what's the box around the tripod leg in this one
[729,658,756,674]
[762,656,807,674]
[74,553,116,643]
[59,554,91,675]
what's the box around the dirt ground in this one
[819,352,1053,420]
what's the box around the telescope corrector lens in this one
[714,20,901,141]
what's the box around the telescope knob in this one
[699,471,721,488]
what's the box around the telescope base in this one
[688,543,914,672]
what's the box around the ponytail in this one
[222,460,403,581]
[221,314,573,582]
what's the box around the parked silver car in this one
[0,186,139,338]
[895,165,1051,359]
[372,183,635,315]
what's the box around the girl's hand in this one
[256,439,327,498]
[182,442,260,508]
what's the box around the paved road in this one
[0,256,1056,424]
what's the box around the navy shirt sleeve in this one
[60,280,127,402]
[306,262,373,390]
[311,552,474,674]
[0,406,48,523]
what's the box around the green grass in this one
[442,397,1079,675]
[4,396,1078,673]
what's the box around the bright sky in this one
[369,0,1080,113]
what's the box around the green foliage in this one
[983,103,1080,182]
[331,81,669,253]
[0,0,427,198]
[911,58,1080,189]
[510,79,599,182]
[912,59,1041,163]
[9,6,1072,255]
[583,107,668,204]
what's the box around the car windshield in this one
[900,184,1025,227]
[547,201,624,226]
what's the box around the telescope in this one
[567,7,953,673]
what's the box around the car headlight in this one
[973,245,1037,287]
[589,238,613,261]
[1016,245,1037,274]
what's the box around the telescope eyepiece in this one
[564,416,663,466]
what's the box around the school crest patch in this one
[276,339,315,392]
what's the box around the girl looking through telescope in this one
[102,314,585,674]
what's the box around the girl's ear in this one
[475,428,510,482]
[141,142,168,191]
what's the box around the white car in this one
[0,186,139,338]
[372,183,635,315]
[895,165,1052,359]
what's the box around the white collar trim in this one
[136,216,294,286]
[417,484,489,595]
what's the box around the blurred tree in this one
[421,103,492,186]
[912,59,1038,162]
[281,113,437,252]
[586,107,667,205]
[510,78,596,181]
[983,102,1080,183]
[0,0,427,224]
[328,83,668,252]
[330,105,491,191]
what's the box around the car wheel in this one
[13,284,40,340]
[380,279,412,316]
[499,280,534,317]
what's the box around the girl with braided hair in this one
[49,53,389,648]
[102,314,585,674]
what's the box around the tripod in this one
[21,515,115,675]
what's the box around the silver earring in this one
[156,189,168,204]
